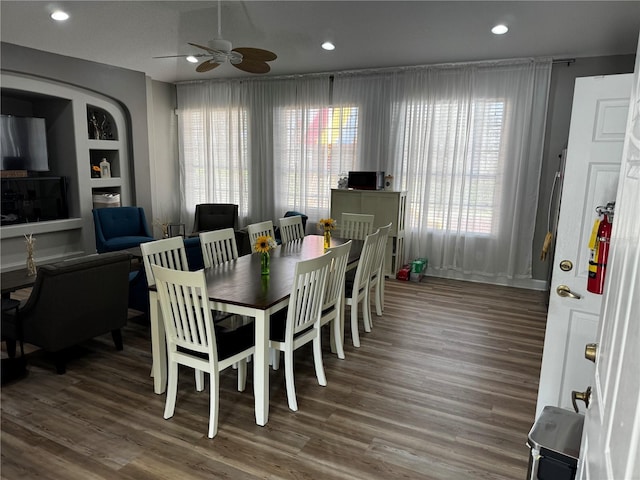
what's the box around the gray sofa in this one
[2,251,132,374]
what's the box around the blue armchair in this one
[92,206,155,253]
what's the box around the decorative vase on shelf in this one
[99,158,111,178]
[25,234,37,276]
[261,251,270,275]
[324,230,331,250]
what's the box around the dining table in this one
[149,234,362,426]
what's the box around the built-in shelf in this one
[0,218,84,239]
[87,105,118,141]
[90,178,122,188]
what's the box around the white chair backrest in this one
[278,215,305,244]
[285,253,332,339]
[247,220,276,252]
[140,236,189,287]
[199,228,239,268]
[351,230,380,294]
[340,213,374,240]
[151,264,218,365]
[323,240,352,311]
[371,223,392,279]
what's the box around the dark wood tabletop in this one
[203,235,362,311]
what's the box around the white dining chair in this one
[140,236,190,288]
[200,228,250,333]
[247,220,276,252]
[340,213,374,240]
[369,223,392,319]
[344,229,380,348]
[141,237,204,388]
[278,215,305,244]
[151,264,255,438]
[199,228,239,268]
[269,252,332,411]
[320,240,352,360]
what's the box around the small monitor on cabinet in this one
[347,171,385,190]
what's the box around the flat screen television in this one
[0,115,50,171]
[1,177,69,225]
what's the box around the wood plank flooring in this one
[1,277,548,480]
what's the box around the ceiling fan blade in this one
[196,60,221,73]
[233,47,277,62]
[189,42,217,54]
[233,58,271,74]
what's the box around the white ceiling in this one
[1,1,639,84]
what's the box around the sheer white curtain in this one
[377,60,551,281]
[268,76,337,223]
[177,76,335,227]
[177,59,551,282]
[177,81,250,226]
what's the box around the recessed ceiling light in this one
[51,10,70,21]
[491,24,508,35]
[321,41,335,51]
[186,56,199,63]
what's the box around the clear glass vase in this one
[261,251,270,275]
[324,230,331,250]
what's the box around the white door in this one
[535,73,632,419]
[578,39,640,480]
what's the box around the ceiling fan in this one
[155,0,276,74]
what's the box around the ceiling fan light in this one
[321,41,335,51]
[186,56,199,63]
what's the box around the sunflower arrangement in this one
[254,235,277,253]
[318,218,336,232]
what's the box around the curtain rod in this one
[552,58,576,65]
[178,56,571,86]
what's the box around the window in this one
[400,99,505,235]
[181,108,249,215]
[274,105,359,218]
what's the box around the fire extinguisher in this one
[587,203,615,294]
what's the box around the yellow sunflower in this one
[318,218,336,231]
[254,235,275,253]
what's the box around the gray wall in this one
[147,78,180,237]
[533,54,635,283]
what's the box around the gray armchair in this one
[2,252,131,374]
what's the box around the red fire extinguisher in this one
[587,203,614,295]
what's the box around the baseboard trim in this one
[423,270,548,291]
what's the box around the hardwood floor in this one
[1,277,548,480]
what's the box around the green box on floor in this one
[411,258,427,273]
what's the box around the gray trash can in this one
[526,406,584,480]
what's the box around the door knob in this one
[571,386,592,413]
[585,343,598,363]
[557,285,582,299]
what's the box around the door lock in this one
[559,260,573,272]
[585,343,598,363]
[571,386,592,413]
[556,285,582,299]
